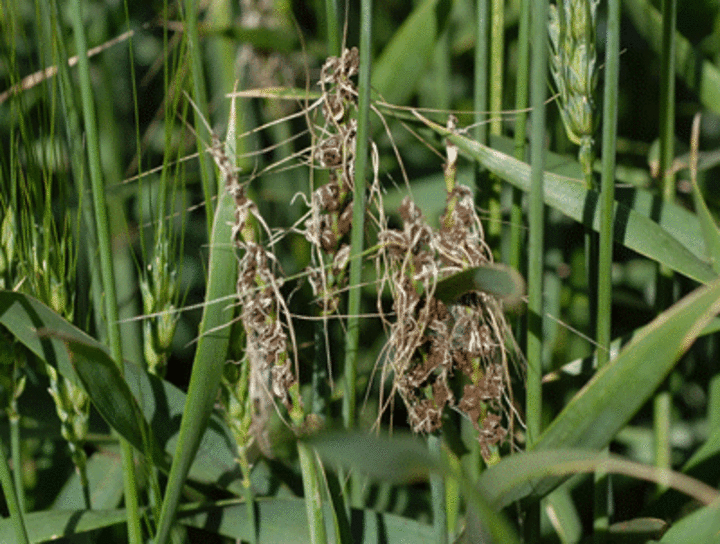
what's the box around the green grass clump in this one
[2,1,720,543]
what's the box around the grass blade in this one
[624,0,720,116]
[658,499,720,543]
[308,431,521,544]
[477,449,719,508]
[0,433,29,543]
[381,154,710,264]
[0,291,244,493]
[0,509,139,543]
[595,0,622,535]
[50,332,167,469]
[415,116,717,284]
[0,292,161,463]
[370,0,451,108]
[154,186,238,544]
[433,263,525,308]
[480,275,720,506]
[176,497,436,544]
[688,114,720,273]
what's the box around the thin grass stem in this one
[241,462,257,544]
[599,0,622,417]
[299,443,329,544]
[485,0,505,240]
[43,0,103,341]
[10,413,24,513]
[594,0,622,538]
[41,6,103,514]
[509,0,530,274]
[653,0,678,497]
[468,0,490,483]
[342,0,372,511]
[0,434,29,544]
[325,0,341,57]
[525,0,549,538]
[526,0,548,452]
[343,0,372,432]
[474,0,489,148]
[429,433,448,544]
[182,0,215,235]
[78,462,92,511]
[69,1,142,541]
[489,0,503,137]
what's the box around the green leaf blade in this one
[434,263,525,308]
[155,176,239,544]
[415,115,717,284]
[371,0,452,107]
[479,276,720,506]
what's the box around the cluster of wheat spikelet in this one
[549,0,599,184]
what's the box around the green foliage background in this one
[2,0,720,542]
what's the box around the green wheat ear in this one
[140,234,179,378]
[549,0,599,186]
[0,211,16,289]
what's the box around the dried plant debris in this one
[378,188,520,462]
[203,44,521,465]
[207,129,300,457]
[208,46,371,458]
[303,48,364,315]
[318,46,360,124]
[306,120,357,255]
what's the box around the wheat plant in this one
[2,1,720,543]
